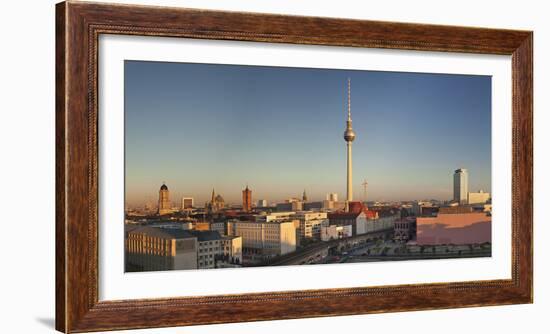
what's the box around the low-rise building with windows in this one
[328,202,397,237]
[291,212,329,240]
[125,226,197,272]
[227,219,297,257]
[220,235,243,266]
[188,230,223,269]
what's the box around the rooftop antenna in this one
[362,179,368,202]
[347,77,351,122]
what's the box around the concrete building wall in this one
[356,215,368,235]
[230,220,297,256]
[321,225,338,241]
[222,236,243,264]
[174,238,198,270]
[126,253,175,272]
[341,225,353,238]
[125,230,198,271]
[231,221,264,250]
[278,221,297,255]
[364,216,395,233]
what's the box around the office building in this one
[292,212,329,240]
[227,219,297,257]
[468,190,491,204]
[188,230,223,269]
[453,168,469,204]
[125,226,197,272]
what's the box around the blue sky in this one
[125,60,491,205]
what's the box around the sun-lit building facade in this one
[468,190,491,205]
[125,226,197,272]
[416,212,491,245]
[227,220,297,257]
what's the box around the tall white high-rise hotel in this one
[453,168,469,204]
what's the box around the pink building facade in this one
[416,212,491,245]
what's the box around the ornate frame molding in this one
[56,1,532,332]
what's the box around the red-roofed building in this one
[364,210,378,219]
[345,201,379,218]
[329,201,394,235]
[348,201,364,214]
[328,211,361,224]
[328,210,364,237]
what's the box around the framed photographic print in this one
[56,1,532,332]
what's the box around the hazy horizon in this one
[125,60,491,207]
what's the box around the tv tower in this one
[343,78,356,212]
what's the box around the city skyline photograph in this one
[124,60,492,273]
[125,60,491,207]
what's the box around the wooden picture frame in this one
[56,1,532,332]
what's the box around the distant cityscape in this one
[124,78,492,272]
